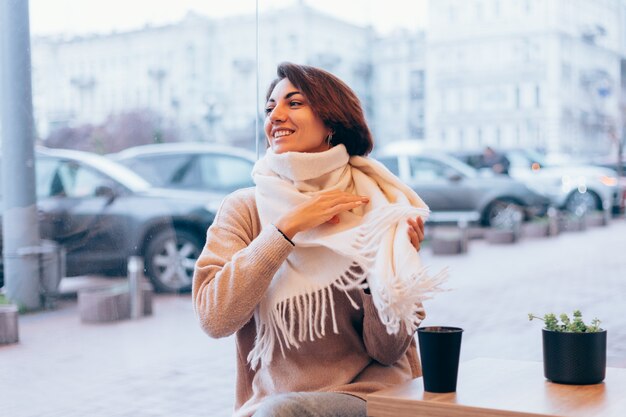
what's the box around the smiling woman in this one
[193,62,444,417]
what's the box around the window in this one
[39,158,113,198]
[121,154,190,188]
[535,85,541,107]
[197,155,255,192]
[408,157,458,181]
[377,156,400,176]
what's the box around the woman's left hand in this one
[407,216,425,251]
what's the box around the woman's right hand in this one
[274,190,369,239]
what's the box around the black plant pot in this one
[542,329,607,385]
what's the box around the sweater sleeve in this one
[192,191,294,338]
[361,291,426,366]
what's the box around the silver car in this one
[375,142,550,227]
[110,142,257,193]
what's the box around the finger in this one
[416,219,425,242]
[407,218,420,234]
[417,227,425,242]
[408,226,419,250]
[319,190,368,202]
[332,195,369,205]
[330,200,367,215]
[327,215,340,224]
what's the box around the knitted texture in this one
[250,145,447,369]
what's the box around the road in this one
[1,219,625,417]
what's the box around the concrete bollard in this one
[77,256,153,323]
[128,256,144,320]
[0,304,19,344]
[431,225,468,255]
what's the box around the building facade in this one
[370,30,427,148]
[426,0,625,156]
[31,1,626,156]
[31,4,375,148]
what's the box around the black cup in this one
[417,326,463,393]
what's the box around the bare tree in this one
[43,108,179,154]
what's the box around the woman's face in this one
[264,78,330,154]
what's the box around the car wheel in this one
[564,190,599,216]
[144,228,203,293]
[485,199,524,228]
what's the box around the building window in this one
[410,70,425,99]
[535,85,541,107]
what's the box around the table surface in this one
[367,358,626,417]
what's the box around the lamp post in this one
[0,0,42,310]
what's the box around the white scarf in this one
[250,144,447,369]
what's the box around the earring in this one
[326,132,334,146]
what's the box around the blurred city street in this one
[1,219,626,417]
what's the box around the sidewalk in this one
[1,286,237,417]
[2,220,626,417]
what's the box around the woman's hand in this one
[407,216,425,251]
[275,190,369,239]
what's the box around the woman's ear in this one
[326,131,334,146]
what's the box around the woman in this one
[193,62,445,417]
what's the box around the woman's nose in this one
[269,104,286,122]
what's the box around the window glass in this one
[198,155,254,192]
[35,158,61,198]
[121,155,193,188]
[409,157,457,181]
[506,150,532,168]
[377,156,400,176]
[55,160,112,198]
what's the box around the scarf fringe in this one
[373,266,449,335]
[355,206,448,335]
[247,261,369,370]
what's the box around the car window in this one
[35,158,62,198]
[506,150,531,169]
[45,159,113,198]
[409,157,456,181]
[198,154,254,192]
[121,154,191,187]
[376,156,399,176]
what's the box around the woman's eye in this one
[264,107,273,114]
[289,101,302,107]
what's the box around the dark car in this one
[1,147,223,292]
[110,142,257,192]
[375,141,551,227]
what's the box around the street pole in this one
[1,0,42,309]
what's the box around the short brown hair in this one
[265,62,373,156]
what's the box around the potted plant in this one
[0,293,19,345]
[529,310,605,384]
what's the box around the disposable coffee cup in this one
[417,326,463,393]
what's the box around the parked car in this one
[374,141,551,227]
[1,147,223,292]
[452,148,620,216]
[590,156,626,215]
[110,142,257,192]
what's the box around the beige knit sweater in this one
[192,187,424,417]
